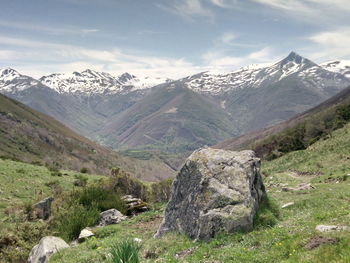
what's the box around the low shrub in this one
[110,240,141,263]
[73,174,88,187]
[150,178,173,203]
[53,205,100,241]
[80,167,89,174]
[111,173,148,201]
[74,186,126,214]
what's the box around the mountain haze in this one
[0,93,175,181]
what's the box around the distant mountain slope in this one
[215,85,350,159]
[1,52,350,154]
[179,52,350,132]
[0,94,175,181]
[96,84,239,152]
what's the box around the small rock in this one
[99,209,127,226]
[28,236,69,263]
[305,236,338,250]
[34,197,54,220]
[133,238,142,243]
[282,183,315,192]
[315,225,349,232]
[281,202,294,208]
[78,228,94,242]
[122,195,149,215]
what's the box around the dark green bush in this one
[74,186,126,214]
[53,205,100,241]
[80,167,89,174]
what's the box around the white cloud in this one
[0,35,201,79]
[158,0,214,21]
[202,46,277,71]
[251,0,350,24]
[307,27,350,61]
[220,32,237,45]
[0,20,99,35]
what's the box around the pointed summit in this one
[282,51,304,64]
[278,51,317,69]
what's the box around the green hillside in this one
[49,122,350,263]
[0,94,175,181]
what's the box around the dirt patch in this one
[305,236,338,250]
[133,215,163,235]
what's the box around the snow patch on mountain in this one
[39,70,171,95]
[0,68,42,93]
[321,60,350,79]
[181,52,350,95]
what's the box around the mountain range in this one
[1,52,350,156]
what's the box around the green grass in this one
[0,159,105,221]
[50,122,350,263]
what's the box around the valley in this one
[1,52,349,161]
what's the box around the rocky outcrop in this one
[34,197,54,220]
[155,148,265,240]
[122,195,149,215]
[99,209,127,226]
[27,236,69,263]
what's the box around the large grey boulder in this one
[27,236,69,263]
[155,148,265,240]
[34,197,54,220]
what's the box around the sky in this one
[0,0,349,79]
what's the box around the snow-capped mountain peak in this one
[0,68,42,93]
[0,68,21,82]
[321,60,350,79]
[39,70,171,95]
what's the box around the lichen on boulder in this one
[155,148,266,240]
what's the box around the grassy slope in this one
[0,159,105,221]
[50,123,350,263]
[0,94,175,181]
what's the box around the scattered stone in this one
[305,236,338,250]
[281,202,294,209]
[315,225,349,232]
[34,197,54,220]
[28,236,69,263]
[99,209,127,226]
[122,195,149,215]
[155,148,266,240]
[175,247,197,259]
[282,183,315,192]
[133,237,142,244]
[78,228,94,242]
